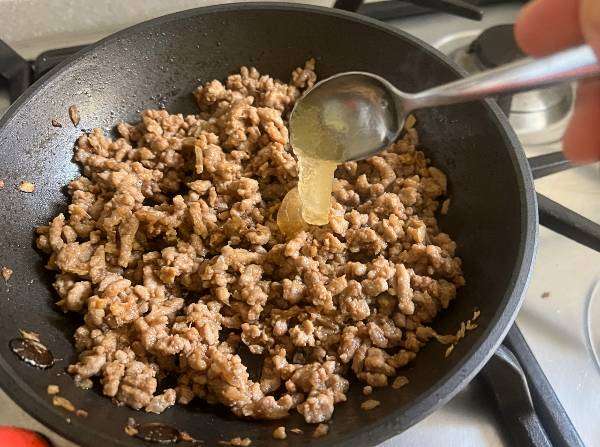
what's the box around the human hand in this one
[515,0,600,162]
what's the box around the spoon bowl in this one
[290,45,600,162]
[289,72,406,161]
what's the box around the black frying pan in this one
[0,3,536,446]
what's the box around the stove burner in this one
[509,83,573,146]
[469,24,524,69]
[442,24,574,145]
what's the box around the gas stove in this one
[1,1,599,447]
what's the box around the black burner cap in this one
[469,24,525,69]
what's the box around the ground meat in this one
[53,396,75,412]
[313,423,329,438]
[392,376,409,389]
[36,61,464,426]
[361,399,380,411]
[75,409,89,418]
[1,266,13,282]
[272,426,286,440]
[18,181,35,193]
[221,437,252,446]
[47,385,60,395]
[297,390,335,423]
[145,388,176,414]
[69,105,80,126]
[115,361,158,410]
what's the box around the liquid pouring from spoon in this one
[281,44,600,232]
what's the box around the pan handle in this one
[0,39,31,102]
[480,345,552,447]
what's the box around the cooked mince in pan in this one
[35,60,464,424]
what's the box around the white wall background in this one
[0,0,340,57]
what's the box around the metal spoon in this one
[290,45,600,161]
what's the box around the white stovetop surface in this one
[1,1,599,446]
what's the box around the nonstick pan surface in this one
[0,3,537,446]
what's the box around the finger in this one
[581,0,600,58]
[563,79,600,163]
[514,0,583,56]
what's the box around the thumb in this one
[581,0,600,58]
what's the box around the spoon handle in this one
[405,45,600,110]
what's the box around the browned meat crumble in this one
[19,330,41,342]
[313,423,329,438]
[52,395,75,412]
[35,60,464,424]
[220,437,252,446]
[179,431,195,442]
[47,384,60,395]
[1,266,13,282]
[272,426,286,440]
[124,424,138,437]
[361,399,380,411]
[391,376,409,389]
[69,105,80,126]
[18,181,35,193]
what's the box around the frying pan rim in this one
[0,2,538,446]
